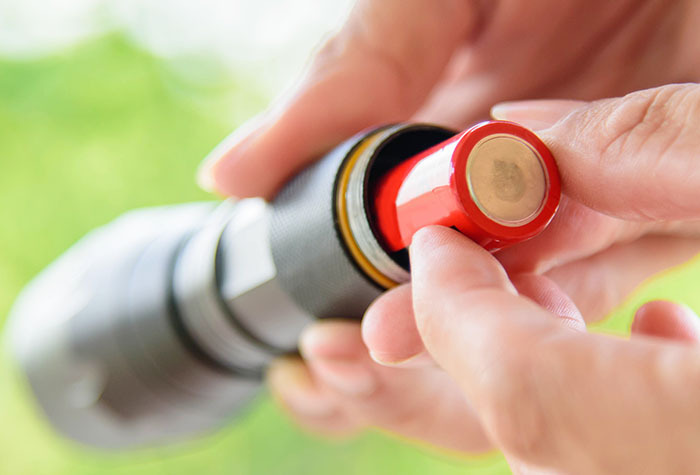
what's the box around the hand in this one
[199,0,699,199]
[492,84,700,314]
[400,225,700,474]
[196,0,700,465]
[200,0,700,320]
[269,84,700,470]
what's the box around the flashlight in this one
[329,121,559,289]
[7,121,560,448]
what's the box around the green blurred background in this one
[1,14,700,475]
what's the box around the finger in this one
[494,193,700,277]
[491,99,585,131]
[362,272,584,368]
[509,274,585,332]
[545,234,700,323]
[492,84,700,220]
[495,196,649,274]
[200,0,477,199]
[299,320,493,453]
[267,356,359,436]
[632,300,700,343]
[361,284,433,366]
[366,237,698,363]
[410,226,700,472]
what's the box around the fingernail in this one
[196,133,243,194]
[369,350,432,368]
[491,100,585,131]
[267,357,336,417]
[196,112,268,194]
[196,158,217,193]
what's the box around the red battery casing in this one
[372,121,560,252]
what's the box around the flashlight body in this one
[7,122,559,448]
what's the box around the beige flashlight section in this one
[467,134,547,227]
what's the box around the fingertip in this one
[268,357,360,437]
[299,320,363,361]
[298,320,380,398]
[409,226,515,300]
[307,358,378,397]
[368,350,434,368]
[409,224,456,248]
[362,284,425,365]
[632,300,700,343]
[408,226,466,276]
[206,133,280,200]
[198,112,275,198]
[195,158,217,194]
[267,357,337,418]
[266,356,311,393]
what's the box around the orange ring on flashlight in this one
[335,132,399,290]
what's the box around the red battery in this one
[373,120,560,252]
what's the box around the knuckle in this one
[600,84,700,162]
[575,83,700,218]
[308,28,410,119]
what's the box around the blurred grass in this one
[0,34,699,475]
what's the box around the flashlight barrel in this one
[7,122,560,449]
[7,204,263,448]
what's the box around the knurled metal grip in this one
[270,124,455,318]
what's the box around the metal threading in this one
[335,126,412,288]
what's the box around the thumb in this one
[409,226,700,471]
[200,0,476,199]
[492,84,700,221]
[408,226,564,399]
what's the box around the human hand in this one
[268,83,700,467]
[200,0,700,320]
[397,225,700,474]
[268,242,700,472]
[196,0,700,463]
[491,84,700,316]
[199,0,700,199]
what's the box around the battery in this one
[372,120,560,252]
